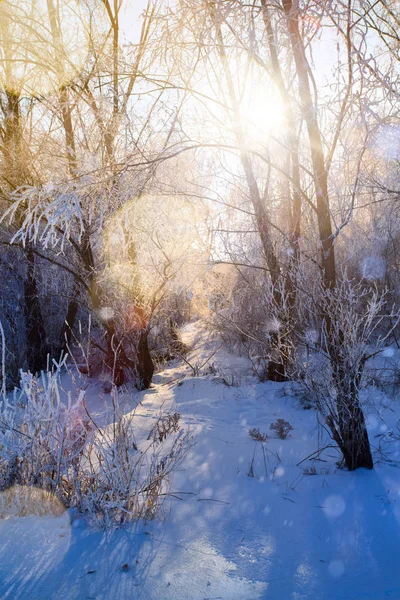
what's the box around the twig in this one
[296,444,337,466]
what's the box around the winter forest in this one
[1,0,400,598]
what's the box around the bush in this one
[212,268,296,382]
[293,277,400,470]
[0,367,191,526]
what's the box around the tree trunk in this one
[136,328,154,391]
[103,324,154,390]
[328,400,373,470]
[59,283,79,356]
[325,351,374,470]
[267,356,287,382]
[261,0,301,259]
[341,409,373,470]
[0,87,49,374]
[282,0,335,290]
[24,249,48,374]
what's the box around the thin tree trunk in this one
[60,282,80,355]
[24,249,48,374]
[46,0,82,351]
[282,0,335,289]
[136,328,154,391]
[261,0,301,259]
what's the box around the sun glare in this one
[241,82,284,143]
[0,0,103,97]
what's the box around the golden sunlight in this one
[0,0,95,96]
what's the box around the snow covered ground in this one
[1,323,400,599]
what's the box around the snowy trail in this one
[1,323,400,599]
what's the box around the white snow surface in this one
[1,323,400,599]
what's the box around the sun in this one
[240,78,284,143]
[221,57,285,145]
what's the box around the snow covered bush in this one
[0,366,191,526]
[294,277,399,470]
[212,266,295,381]
[75,398,190,526]
[0,367,89,494]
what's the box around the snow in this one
[1,323,400,599]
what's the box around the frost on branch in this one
[2,184,86,250]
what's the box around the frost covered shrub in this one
[294,277,399,470]
[270,418,293,439]
[212,266,295,381]
[75,403,189,526]
[0,367,191,526]
[212,267,269,355]
[0,368,89,494]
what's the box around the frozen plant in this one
[249,427,268,443]
[248,427,280,477]
[270,418,294,440]
[0,366,192,526]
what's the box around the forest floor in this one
[1,322,400,599]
